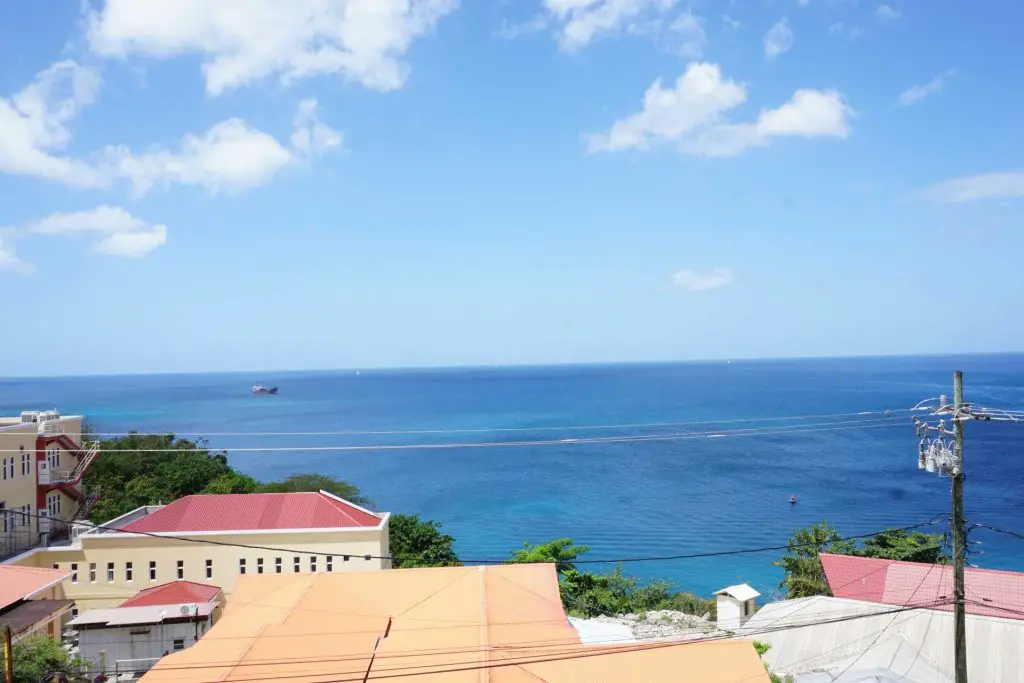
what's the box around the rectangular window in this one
[21,453,31,476]
[239,558,246,575]
[206,559,213,579]
[149,561,157,582]
[257,558,264,574]
[275,557,282,574]
[343,555,350,562]
[71,608,78,619]
[364,555,371,561]
[20,505,31,527]
[310,556,317,573]
[326,556,333,572]
[125,562,133,582]
[70,563,78,584]
[52,563,59,570]
[293,557,300,573]
[89,563,97,583]
[47,447,59,469]
[172,639,184,651]
[177,560,184,580]
[107,562,114,582]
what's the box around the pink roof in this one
[121,492,382,534]
[0,566,71,609]
[121,581,222,608]
[821,553,1024,621]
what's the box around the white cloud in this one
[0,236,34,275]
[291,98,345,156]
[671,268,734,292]
[922,172,1024,204]
[26,205,168,258]
[764,18,794,58]
[84,0,458,95]
[106,99,341,196]
[875,4,901,21]
[587,62,851,156]
[543,0,678,52]
[668,11,707,59]
[897,70,954,107]
[722,14,742,30]
[495,15,548,40]
[0,60,107,187]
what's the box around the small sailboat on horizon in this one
[252,382,279,395]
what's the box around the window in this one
[1,504,7,534]
[172,639,185,651]
[205,559,213,579]
[326,556,333,572]
[125,562,133,582]
[21,453,31,476]
[343,555,350,562]
[310,556,317,573]
[149,561,157,582]
[239,558,246,575]
[52,563,59,570]
[71,608,78,619]
[257,558,264,574]
[89,563,97,583]
[70,563,79,584]
[293,557,300,573]
[107,562,114,582]
[46,494,61,517]
[364,555,371,561]
[177,560,184,580]
[47,447,59,469]
[275,557,282,574]
[2,458,7,479]
[18,505,31,527]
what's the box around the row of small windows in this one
[59,554,373,583]
[0,452,34,480]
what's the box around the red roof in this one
[121,581,222,608]
[120,492,381,534]
[821,553,1024,621]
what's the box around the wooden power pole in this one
[951,370,968,683]
[2,625,13,683]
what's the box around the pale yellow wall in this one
[14,524,390,609]
[0,425,41,554]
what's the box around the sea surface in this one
[3,355,1023,598]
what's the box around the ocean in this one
[3,354,1023,598]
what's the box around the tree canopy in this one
[388,514,460,568]
[84,433,371,521]
[12,635,83,683]
[508,539,589,575]
[774,521,949,598]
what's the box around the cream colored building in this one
[8,491,391,610]
[0,411,100,558]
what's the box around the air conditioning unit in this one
[39,411,60,422]
[179,604,199,617]
[20,411,40,423]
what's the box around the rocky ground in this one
[585,610,725,641]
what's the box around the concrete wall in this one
[79,619,211,676]
[0,424,41,556]
[14,523,390,609]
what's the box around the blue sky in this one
[0,1,1021,376]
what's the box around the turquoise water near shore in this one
[3,355,1023,597]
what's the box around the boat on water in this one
[252,383,278,395]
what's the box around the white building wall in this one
[79,620,211,676]
[717,596,743,630]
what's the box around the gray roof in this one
[70,602,215,628]
[735,595,1024,683]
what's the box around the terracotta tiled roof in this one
[821,552,1024,620]
[120,581,222,608]
[140,564,772,683]
[0,566,70,609]
[120,492,382,533]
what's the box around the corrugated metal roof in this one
[71,603,216,628]
[821,553,1024,620]
[139,565,772,683]
[120,492,381,533]
[0,565,70,609]
[714,583,760,602]
[736,595,1024,683]
[121,581,222,608]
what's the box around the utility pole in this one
[2,624,13,683]
[951,370,967,683]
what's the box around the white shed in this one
[714,583,760,631]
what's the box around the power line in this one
[967,520,1024,542]
[7,415,908,454]
[81,407,916,438]
[9,508,946,566]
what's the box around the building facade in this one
[0,411,100,559]
[8,491,391,610]
[0,565,74,643]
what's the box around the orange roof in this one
[0,565,70,609]
[140,564,770,683]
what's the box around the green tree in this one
[509,539,589,575]
[203,472,263,494]
[856,529,949,564]
[12,634,83,683]
[388,514,460,569]
[261,473,372,507]
[774,521,855,598]
[753,642,790,683]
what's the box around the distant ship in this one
[252,383,278,395]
